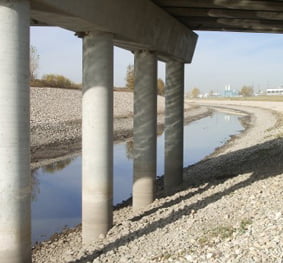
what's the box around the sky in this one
[30,27,283,94]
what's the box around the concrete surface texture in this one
[164,61,184,191]
[133,51,157,210]
[82,32,114,244]
[30,0,198,62]
[0,1,31,262]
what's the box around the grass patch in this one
[239,218,253,234]
[198,225,235,247]
[151,252,175,261]
[210,226,235,239]
[198,235,210,247]
[152,219,253,261]
[197,219,253,247]
[275,133,283,139]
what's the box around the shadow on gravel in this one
[72,137,283,263]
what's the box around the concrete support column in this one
[133,50,157,210]
[0,1,31,262]
[82,32,113,244]
[164,61,184,192]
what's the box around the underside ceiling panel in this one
[152,0,283,33]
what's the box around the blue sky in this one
[30,27,283,94]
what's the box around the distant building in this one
[224,85,238,97]
[255,89,265,96]
[266,87,283,95]
[210,92,221,97]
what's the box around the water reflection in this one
[31,169,40,201]
[126,140,134,160]
[31,158,75,201]
[32,157,82,243]
[224,115,231,121]
[42,158,74,173]
[31,112,244,244]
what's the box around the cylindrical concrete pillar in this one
[133,50,157,210]
[0,1,31,262]
[82,32,113,244]
[164,61,184,192]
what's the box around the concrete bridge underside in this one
[0,0,282,262]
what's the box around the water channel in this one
[31,111,244,244]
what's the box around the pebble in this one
[30,87,205,168]
[31,96,283,262]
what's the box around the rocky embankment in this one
[32,97,283,263]
[30,87,210,168]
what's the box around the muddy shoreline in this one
[31,105,250,238]
[31,104,212,169]
[32,106,248,241]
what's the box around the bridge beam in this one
[133,50,157,210]
[31,0,198,63]
[82,32,113,244]
[164,61,184,192]
[0,0,31,262]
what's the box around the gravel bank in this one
[30,87,210,168]
[32,100,283,262]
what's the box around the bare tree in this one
[125,65,164,95]
[191,87,200,98]
[157,78,165,96]
[239,86,254,97]
[125,64,134,90]
[30,45,39,81]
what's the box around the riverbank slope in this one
[30,87,210,168]
[33,100,283,262]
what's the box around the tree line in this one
[33,46,256,98]
[125,64,165,95]
[30,46,81,89]
[30,47,165,93]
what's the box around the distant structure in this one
[224,85,238,97]
[266,87,283,95]
[255,89,265,96]
[200,91,221,98]
[210,92,221,97]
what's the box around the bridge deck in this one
[152,0,283,33]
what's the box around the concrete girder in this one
[30,0,198,62]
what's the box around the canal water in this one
[31,111,244,244]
